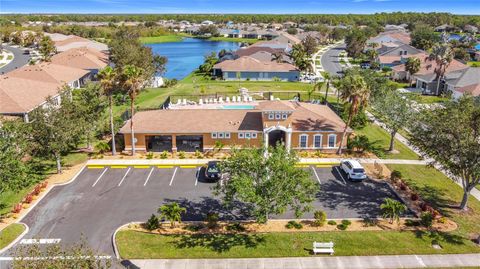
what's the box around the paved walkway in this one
[366,111,480,201]
[128,253,480,269]
[87,158,427,166]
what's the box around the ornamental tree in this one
[214,146,317,223]
[409,96,480,210]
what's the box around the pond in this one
[146,37,241,80]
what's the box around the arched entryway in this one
[263,125,293,151]
[268,130,286,147]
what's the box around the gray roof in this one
[445,68,480,88]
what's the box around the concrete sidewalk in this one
[86,158,427,166]
[127,253,480,269]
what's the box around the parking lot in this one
[9,164,407,257]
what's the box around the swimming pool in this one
[222,105,256,110]
[475,43,480,51]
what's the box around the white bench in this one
[312,241,334,255]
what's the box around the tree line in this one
[2,13,479,28]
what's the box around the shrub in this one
[420,212,434,228]
[313,210,327,227]
[178,151,186,159]
[341,219,352,226]
[12,203,22,213]
[362,218,377,227]
[420,202,430,211]
[32,185,42,196]
[205,212,219,229]
[337,224,348,230]
[146,152,154,159]
[185,223,204,232]
[40,181,48,189]
[24,194,33,204]
[390,170,403,181]
[327,220,337,225]
[95,141,111,154]
[145,214,160,231]
[194,150,204,159]
[226,222,246,232]
[411,193,419,201]
[437,217,448,224]
[160,150,169,159]
[399,182,408,191]
[285,220,303,229]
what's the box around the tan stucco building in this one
[119,100,352,153]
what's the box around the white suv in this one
[340,160,367,182]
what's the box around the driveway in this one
[0,45,31,75]
[3,165,406,258]
[320,43,346,77]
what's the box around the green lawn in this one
[403,93,450,104]
[0,224,25,250]
[208,37,260,44]
[386,164,480,241]
[114,73,318,114]
[139,35,184,44]
[354,123,420,160]
[0,152,89,216]
[6,55,13,60]
[467,61,480,67]
[117,164,480,259]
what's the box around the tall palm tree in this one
[336,74,370,154]
[97,66,118,155]
[404,57,421,86]
[428,43,453,95]
[122,65,145,156]
[313,71,332,104]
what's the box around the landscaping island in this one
[0,223,25,250]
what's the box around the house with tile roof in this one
[367,31,411,47]
[119,100,351,153]
[444,68,480,99]
[376,43,423,68]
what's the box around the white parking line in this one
[169,167,178,186]
[143,167,155,186]
[117,167,131,187]
[195,167,201,186]
[311,166,321,184]
[92,168,108,187]
[334,166,347,185]
[20,238,61,244]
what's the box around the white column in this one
[286,129,292,152]
[264,131,269,149]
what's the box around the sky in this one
[0,0,479,15]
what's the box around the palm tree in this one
[404,57,421,86]
[158,202,187,228]
[122,65,145,156]
[428,43,453,95]
[380,198,407,224]
[97,66,118,155]
[313,71,332,104]
[336,74,370,154]
[289,44,312,73]
[271,51,284,63]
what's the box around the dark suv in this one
[204,161,221,182]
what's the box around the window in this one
[275,113,281,120]
[299,134,308,148]
[252,133,257,138]
[313,134,322,148]
[211,133,217,139]
[225,132,231,139]
[282,114,288,119]
[238,133,244,139]
[218,132,224,138]
[328,134,337,148]
[268,113,274,120]
[245,132,251,139]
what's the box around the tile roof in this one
[120,101,350,134]
[213,56,298,72]
[51,47,109,70]
[456,83,480,96]
[119,109,264,134]
[7,63,89,84]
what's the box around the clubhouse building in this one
[119,100,351,153]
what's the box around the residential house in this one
[119,100,351,153]
[367,31,411,47]
[376,43,423,68]
[444,67,480,99]
[213,56,299,81]
[45,33,108,53]
[392,52,468,95]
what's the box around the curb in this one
[0,222,29,255]
[112,221,143,260]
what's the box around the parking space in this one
[7,164,408,257]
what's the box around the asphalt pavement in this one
[0,45,31,74]
[320,43,346,77]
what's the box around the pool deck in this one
[170,101,260,110]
